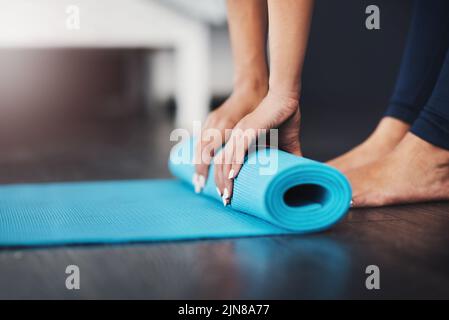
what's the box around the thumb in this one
[282,139,302,157]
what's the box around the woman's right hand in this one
[193,85,267,193]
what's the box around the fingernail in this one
[222,197,229,206]
[223,187,229,199]
[350,199,354,207]
[192,173,201,194]
[228,169,235,180]
[222,188,230,206]
[216,187,222,196]
[198,175,205,188]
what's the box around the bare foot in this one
[347,133,449,207]
[327,117,410,172]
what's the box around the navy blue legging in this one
[384,0,449,150]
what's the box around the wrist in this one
[215,76,268,120]
[233,72,268,97]
[268,81,302,101]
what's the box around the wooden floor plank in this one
[1,116,449,299]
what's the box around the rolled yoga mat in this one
[0,140,351,246]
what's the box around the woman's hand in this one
[193,0,314,203]
[193,86,266,193]
[214,90,302,205]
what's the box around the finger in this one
[193,139,209,193]
[282,139,302,156]
[214,150,225,199]
[278,109,302,156]
[222,161,233,207]
[222,128,251,205]
[229,156,244,181]
[195,140,223,192]
[194,129,223,193]
[227,128,251,180]
[213,126,234,200]
[223,133,240,206]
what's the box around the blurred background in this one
[0,0,412,184]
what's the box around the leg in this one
[328,0,449,172]
[349,48,449,207]
[411,49,449,151]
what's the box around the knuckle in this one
[206,110,219,122]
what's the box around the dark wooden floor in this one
[1,115,449,299]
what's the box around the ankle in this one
[401,133,449,165]
[368,117,410,147]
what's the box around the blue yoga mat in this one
[0,140,351,246]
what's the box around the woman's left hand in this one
[214,90,302,206]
